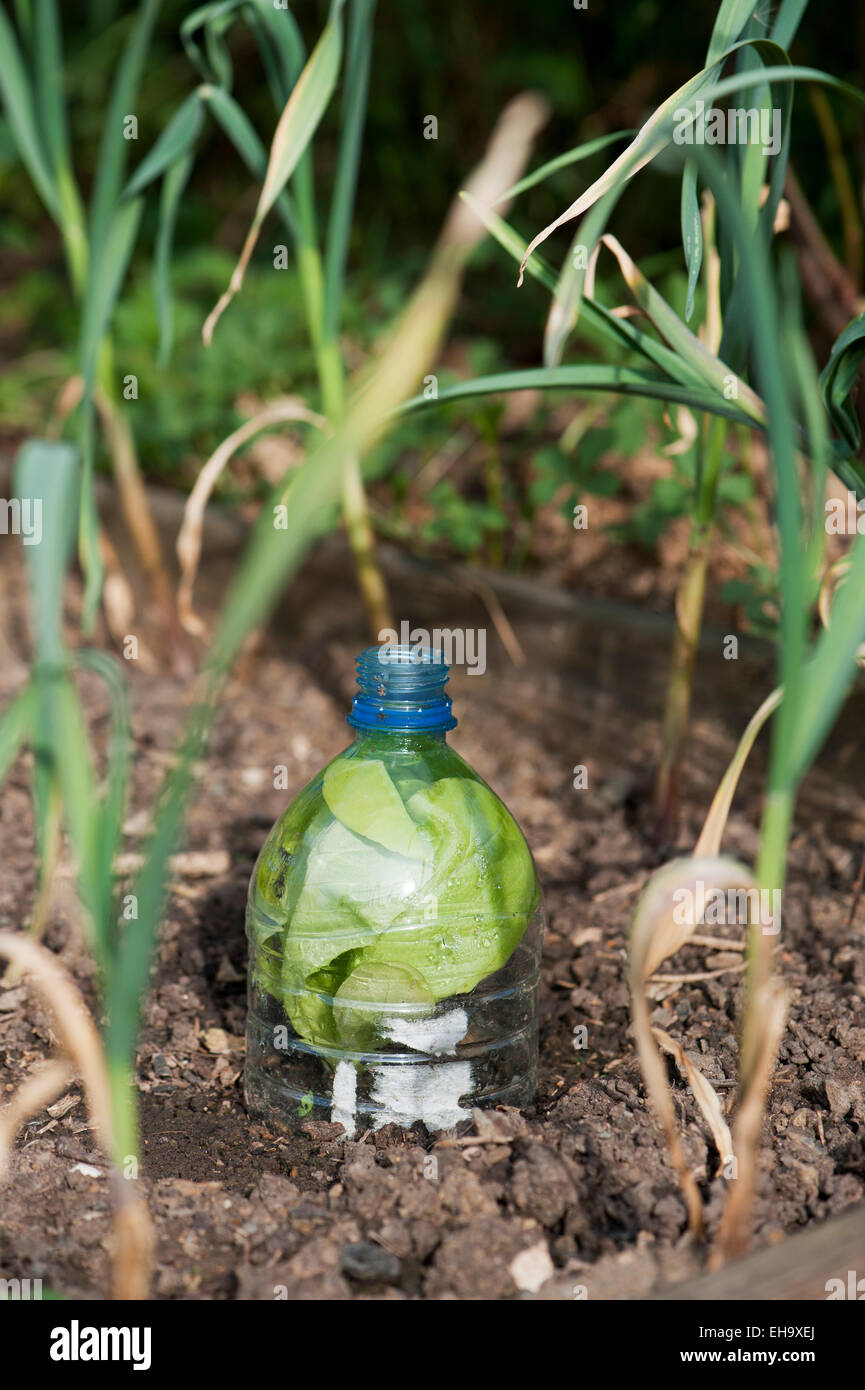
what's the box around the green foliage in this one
[113,250,317,480]
[720,565,778,637]
[626,476,693,551]
[256,748,539,1050]
[422,480,508,556]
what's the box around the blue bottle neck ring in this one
[347,645,458,733]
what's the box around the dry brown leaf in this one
[200,1027,245,1056]
[713,980,788,1264]
[0,934,154,1299]
[652,1028,734,1175]
[628,854,759,1236]
[176,399,324,637]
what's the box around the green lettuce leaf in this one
[323,757,429,857]
[362,778,538,997]
[262,759,539,1052]
[280,816,433,1041]
[333,959,435,1050]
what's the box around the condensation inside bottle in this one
[245,645,543,1136]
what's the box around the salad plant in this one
[250,737,539,1054]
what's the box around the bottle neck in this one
[346,644,457,736]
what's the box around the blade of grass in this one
[245,0,306,102]
[15,439,78,665]
[33,0,86,292]
[680,0,755,329]
[518,59,865,286]
[587,233,767,423]
[787,532,865,779]
[194,1,389,634]
[76,0,163,628]
[542,47,802,370]
[202,0,346,344]
[781,247,830,581]
[323,0,376,342]
[770,0,809,49]
[200,84,300,240]
[87,0,162,258]
[681,159,701,321]
[459,192,725,395]
[0,686,33,787]
[0,931,153,1297]
[153,149,195,365]
[33,0,70,172]
[501,129,633,202]
[695,687,783,857]
[14,441,107,964]
[718,45,793,366]
[121,88,204,200]
[517,60,729,283]
[77,199,142,628]
[819,313,865,457]
[398,365,758,426]
[79,201,143,392]
[0,2,61,218]
[180,0,246,83]
[73,648,131,942]
[176,398,325,634]
[629,854,758,1235]
[705,0,759,62]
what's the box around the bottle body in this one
[245,653,543,1135]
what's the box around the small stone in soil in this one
[340,1241,401,1284]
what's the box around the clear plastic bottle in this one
[245,645,543,1136]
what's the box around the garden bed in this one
[1,524,863,1300]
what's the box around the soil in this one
[1,505,864,1301]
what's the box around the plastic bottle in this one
[245,644,543,1136]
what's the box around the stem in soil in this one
[107,1055,140,1170]
[105,1054,156,1298]
[653,529,711,845]
[653,412,726,845]
[715,786,792,1261]
[744,786,792,1076]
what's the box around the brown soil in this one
[0,512,863,1301]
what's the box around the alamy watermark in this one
[49,1321,151,1371]
[0,497,42,545]
[673,101,781,157]
[825,490,865,534]
[0,1276,42,1299]
[672,880,781,935]
[825,1270,864,1299]
[378,622,486,675]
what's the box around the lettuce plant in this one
[249,738,539,1055]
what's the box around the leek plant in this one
[396,0,865,1252]
[463,0,865,1251]
[0,0,181,650]
[401,0,865,843]
[0,0,392,641]
[626,221,865,1254]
